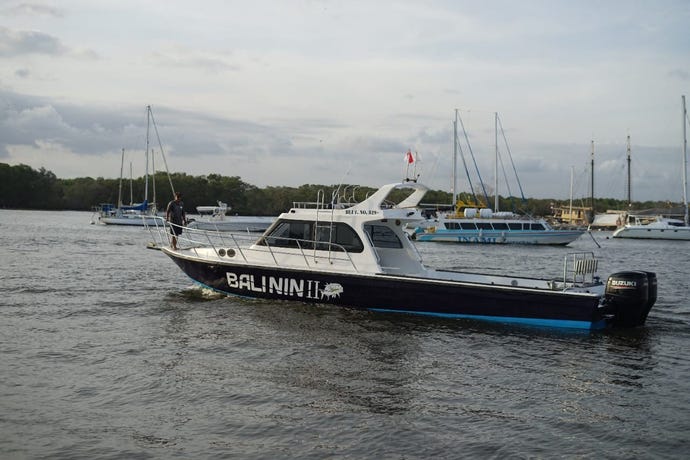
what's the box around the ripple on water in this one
[1,210,689,459]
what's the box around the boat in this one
[187,201,275,232]
[414,211,585,245]
[613,96,690,240]
[93,105,175,226]
[413,110,585,245]
[93,145,161,226]
[96,199,160,226]
[146,179,657,330]
[612,215,690,240]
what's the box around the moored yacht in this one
[612,215,690,240]
[613,95,690,241]
[413,210,584,245]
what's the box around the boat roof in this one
[283,181,428,222]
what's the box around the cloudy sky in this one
[1,0,689,201]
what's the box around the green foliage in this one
[0,163,686,217]
[0,164,63,209]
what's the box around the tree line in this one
[0,162,679,217]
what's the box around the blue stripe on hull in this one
[369,308,608,330]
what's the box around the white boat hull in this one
[612,225,690,240]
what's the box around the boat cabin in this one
[251,182,429,275]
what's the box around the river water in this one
[1,210,689,459]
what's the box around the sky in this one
[1,0,690,202]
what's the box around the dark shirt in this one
[166,199,185,225]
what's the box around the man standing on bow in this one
[166,191,186,250]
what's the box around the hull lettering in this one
[226,272,337,300]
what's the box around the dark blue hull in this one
[169,255,608,330]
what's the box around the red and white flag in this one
[405,150,414,164]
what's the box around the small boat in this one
[147,180,657,330]
[187,201,275,232]
[613,95,690,241]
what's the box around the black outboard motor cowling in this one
[605,271,651,327]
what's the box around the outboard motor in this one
[604,271,650,327]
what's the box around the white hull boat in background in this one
[613,95,690,241]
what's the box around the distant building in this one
[551,205,591,227]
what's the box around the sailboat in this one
[612,96,690,240]
[413,110,585,245]
[94,105,175,226]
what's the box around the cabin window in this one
[259,219,364,252]
[261,221,307,247]
[460,222,477,230]
[493,223,509,230]
[315,223,364,252]
[476,222,493,230]
[364,224,402,248]
[508,223,522,230]
[445,222,460,229]
[529,223,546,231]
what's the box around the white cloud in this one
[0,26,67,56]
[0,0,689,202]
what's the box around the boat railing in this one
[255,236,359,271]
[146,218,360,272]
[291,201,356,210]
[562,252,599,286]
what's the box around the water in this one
[1,210,689,459]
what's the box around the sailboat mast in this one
[145,105,150,202]
[627,134,632,206]
[494,112,499,211]
[152,149,157,212]
[117,148,124,208]
[683,95,688,226]
[590,140,595,223]
[569,166,574,224]
[129,162,133,205]
[453,109,458,206]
